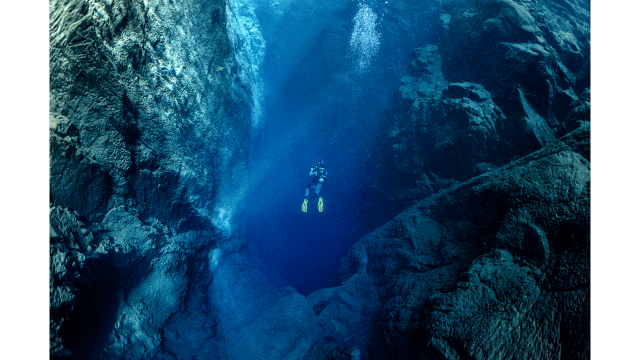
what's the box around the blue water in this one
[243,92,374,295]
[238,0,431,295]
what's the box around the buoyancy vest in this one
[317,167,327,184]
[311,165,327,184]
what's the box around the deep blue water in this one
[241,57,388,294]
[239,1,429,295]
[243,92,374,295]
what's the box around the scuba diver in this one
[302,161,327,212]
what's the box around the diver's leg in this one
[315,183,324,211]
[303,183,312,212]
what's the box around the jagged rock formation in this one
[49,0,252,358]
[362,0,590,220]
[336,124,590,359]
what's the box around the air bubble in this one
[348,4,381,75]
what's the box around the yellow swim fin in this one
[302,198,308,213]
[318,197,324,212]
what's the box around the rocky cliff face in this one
[344,0,590,358]
[49,0,253,358]
[362,0,590,222]
[49,0,589,359]
[338,124,589,359]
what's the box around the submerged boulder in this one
[342,124,590,359]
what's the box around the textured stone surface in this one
[49,0,252,358]
[361,0,590,225]
[208,251,321,360]
[306,271,383,359]
[49,0,253,224]
[341,124,590,359]
[439,0,590,137]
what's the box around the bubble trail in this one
[348,3,381,75]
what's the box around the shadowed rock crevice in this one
[55,256,129,360]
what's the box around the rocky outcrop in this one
[341,124,590,359]
[362,0,590,223]
[441,0,590,121]
[49,0,252,358]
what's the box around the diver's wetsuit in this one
[305,163,327,197]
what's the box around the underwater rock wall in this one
[49,0,253,358]
[342,0,591,358]
[338,124,590,359]
[362,0,590,219]
[225,0,266,130]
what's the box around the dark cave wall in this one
[49,0,252,358]
[361,0,590,224]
